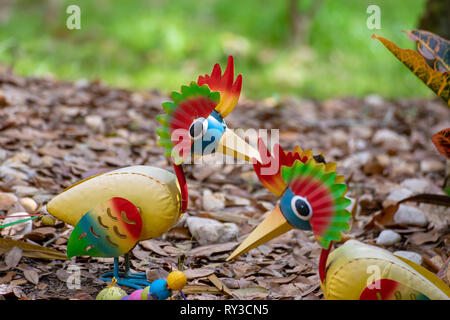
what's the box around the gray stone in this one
[387,188,413,202]
[85,115,105,133]
[372,129,410,151]
[20,198,38,213]
[394,250,422,265]
[364,94,384,108]
[33,194,55,204]
[376,230,401,246]
[202,189,226,211]
[420,159,445,173]
[400,178,430,194]
[12,186,40,198]
[0,165,30,180]
[186,216,239,245]
[394,205,428,227]
[330,130,348,147]
[341,151,371,168]
[0,193,18,211]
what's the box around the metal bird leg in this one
[99,253,150,289]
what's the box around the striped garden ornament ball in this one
[167,271,187,291]
[96,286,127,300]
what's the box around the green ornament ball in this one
[96,286,127,300]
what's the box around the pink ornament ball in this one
[127,289,143,300]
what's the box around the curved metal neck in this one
[172,162,188,213]
[319,241,333,284]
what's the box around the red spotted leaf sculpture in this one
[404,30,449,72]
[431,128,450,159]
[372,30,449,106]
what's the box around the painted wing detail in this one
[360,278,430,300]
[67,197,142,258]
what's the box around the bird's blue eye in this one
[189,117,208,140]
[291,196,312,221]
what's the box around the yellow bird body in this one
[322,240,450,300]
[46,166,182,241]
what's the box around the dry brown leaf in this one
[422,256,441,273]
[192,166,216,181]
[165,226,192,240]
[146,269,169,282]
[409,231,441,245]
[72,290,94,300]
[23,269,39,285]
[199,211,248,224]
[274,283,298,297]
[23,227,56,242]
[37,283,48,291]
[220,278,254,289]
[140,240,169,256]
[10,278,27,286]
[0,284,13,295]
[182,284,220,294]
[232,286,268,299]
[5,246,22,268]
[189,241,238,257]
[183,268,215,280]
[364,203,399,230]
[265,274,298,285]
[299,283,321,297]
[131,246,150,260]
[0,271,15,284]
[162,245,180,256]
[437,256,450,283]
[55,269,70,282]
[207,274,233,296]
[232,263,259,278]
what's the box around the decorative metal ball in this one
[96,286,127,300]
[150,279,171,300]
[127,289,143,300]
[167,270,187,290]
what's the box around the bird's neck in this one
[172,162,188,213]
[319,242,333,284]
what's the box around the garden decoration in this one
[226,139,450,299]
[373,31,450,198]
[227,138,351,261]
[373,30,449,107]
[431,128,450,160]
[431,127,450,197]
[322,239,450,300]
[96,279,128,300]
[39,56,260,289]
[120,270,187,300]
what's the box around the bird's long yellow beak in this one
[226,206,293,261]
[217,128,261,163]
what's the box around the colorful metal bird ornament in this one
[323,240,450,300]
[44,56,260,289]
[156,55,261,165]
[227,139,450,300]
[227,138,351,260]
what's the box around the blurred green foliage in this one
[0,0,431,99]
